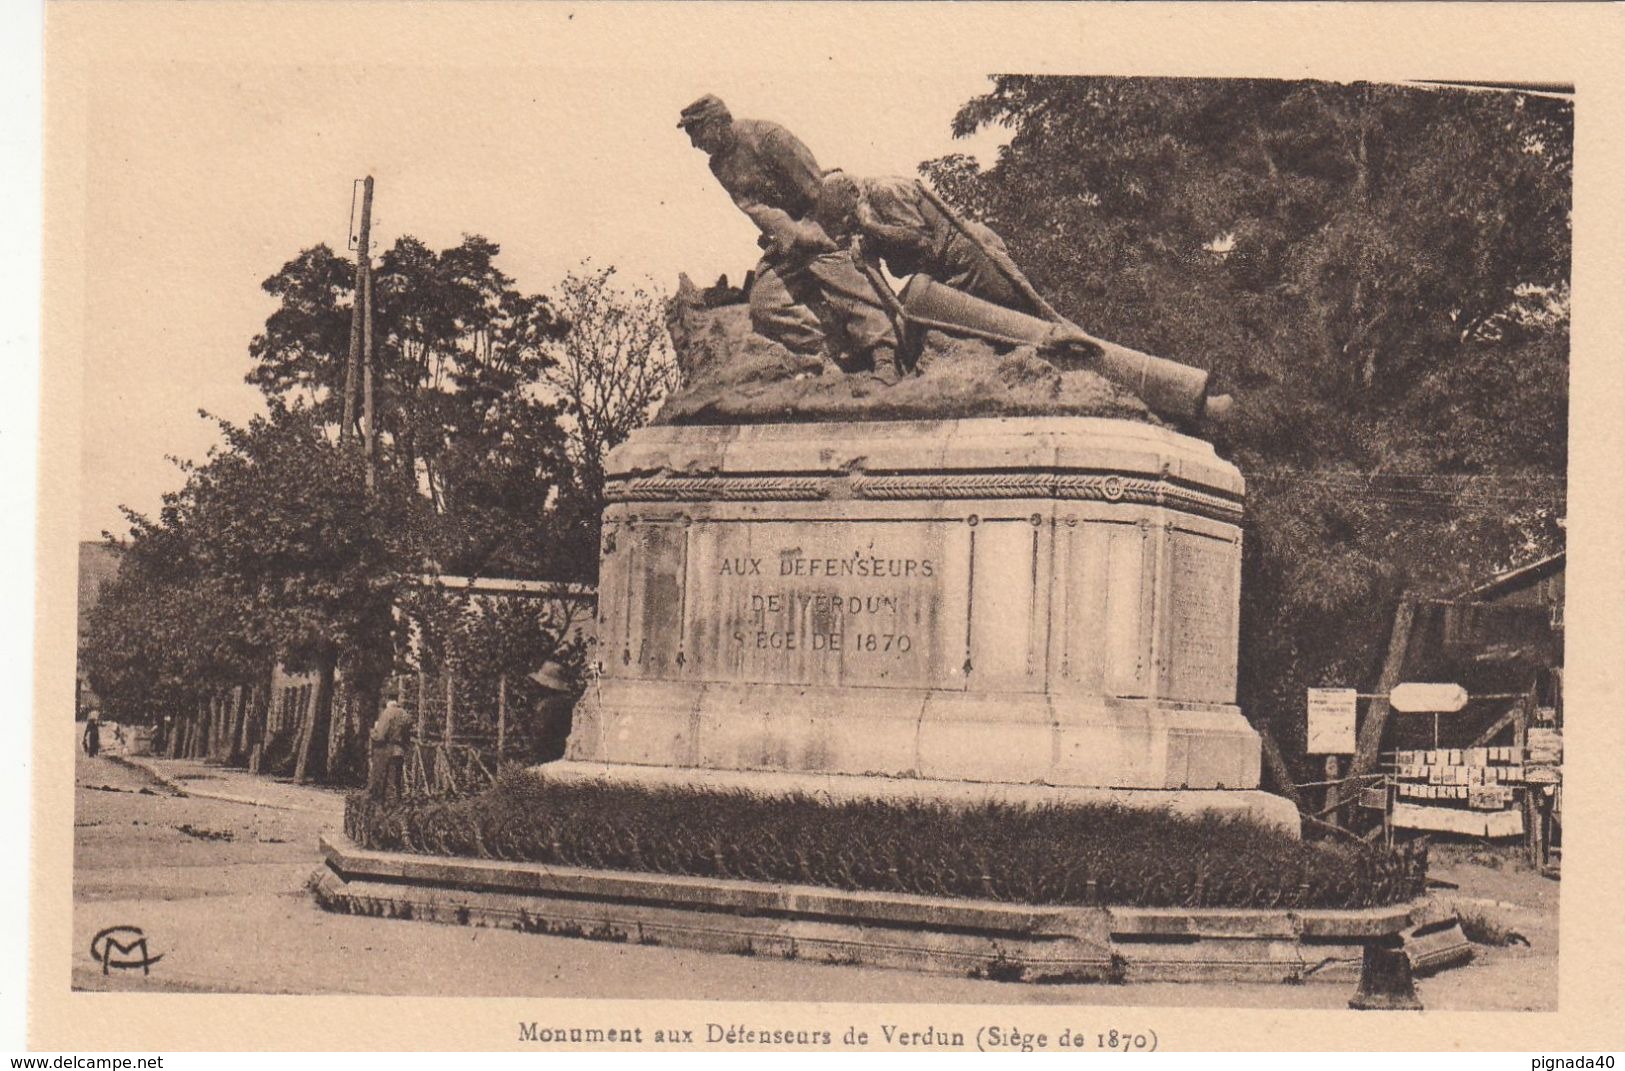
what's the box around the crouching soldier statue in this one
[678,93,902,382]
[813,170,1038,314]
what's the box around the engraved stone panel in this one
[625,521,686,679]
[1053,520,1148,695]
[967,518,1042,689]
[1162,529,1240,702]
[1103,523,1152,696]
[683,519,951,689]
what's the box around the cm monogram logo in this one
[90,925,163,975]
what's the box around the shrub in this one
[343,769,1426,910]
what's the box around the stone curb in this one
[105,754,330,814]
[316,834,1421,984]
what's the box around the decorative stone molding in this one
[605,475,829,503]
[854,472,1243,519]
[607,469,1242,521]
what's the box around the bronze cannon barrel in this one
[898,274,1230,425]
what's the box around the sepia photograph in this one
[25,1,1625,1055]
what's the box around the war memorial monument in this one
[319,96,1430,990]
[554,94,1288,831]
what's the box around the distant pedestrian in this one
[530,661,576,763]
[367,700,413,804]
[82,709,101,758]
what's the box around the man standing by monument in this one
[677,94,901,380]
[529,660,575,763]
[368,698,412,804]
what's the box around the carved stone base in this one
[568,681,1263,792]
[568,417,1287,824]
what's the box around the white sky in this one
[69,50,1008,541]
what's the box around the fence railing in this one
[404,740,497,799]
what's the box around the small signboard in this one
[1390,682,1469,713]
[1526,727,1563,765]
[1392,802,1524,838]
[1306,687,1358,754]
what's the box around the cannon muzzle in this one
[899,274,1229,425]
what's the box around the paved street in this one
[72,752,1554,1008]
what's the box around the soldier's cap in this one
[677,94,731,129]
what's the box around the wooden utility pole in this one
[363,250,377,492]
[342,177,373,443]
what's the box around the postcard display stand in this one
[554,416,1298,833]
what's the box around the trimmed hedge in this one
[344,769,1426,910]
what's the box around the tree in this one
[88,234,624,782]
[182,404,431,779]
[924,77,1570,768]
[81,525,254,736]
[248,235,572,577]
[84,403,432,780]
[543,263,680,581]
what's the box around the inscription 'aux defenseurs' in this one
[714,550,933,656]
[716,552,936,578]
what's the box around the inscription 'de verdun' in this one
[717,549,934,656]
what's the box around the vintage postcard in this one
[28,1,1625,1053]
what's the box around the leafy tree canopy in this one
[248,235,573,577]
[925,77,1569,760]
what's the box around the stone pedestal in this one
[559,416,1295,831]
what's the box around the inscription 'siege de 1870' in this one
[715,545,938,667]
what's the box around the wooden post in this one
[1516,689,1537,864]
[415,668,427,738]
[1256,724,1306,811]
[1350,597,1417,780]
[497,674,508,762]
[444,671,455,746]
[1323,754,1343,829]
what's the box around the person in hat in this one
[677,94,901,381]
[367,699,413,804]
[530,660,575,762]
[813,170,1031,312]
[81,707,102,758]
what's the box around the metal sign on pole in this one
[1306,688,1358,754]
[1389,682,1469,713]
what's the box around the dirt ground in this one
[1404,841,1560,1011]
[70,752,1556,1010]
